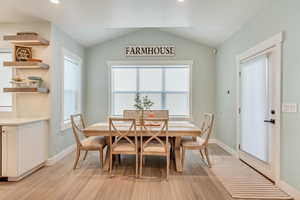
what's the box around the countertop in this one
[0,117,49,126]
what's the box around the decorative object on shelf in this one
[17,32,38,36]
[27,76,43,88]
[9,76,43,88]
[10,77,27,88]
[27,58,42,62]
[14,45,32,61]
[3,34,50,46]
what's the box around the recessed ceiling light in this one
[50,0,60,4]
[178,0,184,2]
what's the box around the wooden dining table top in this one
[83,121,202,137]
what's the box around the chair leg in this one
[199,149,204,160]
[204,147,211,168]
[170,138,174,160]
[73,149,81,170]
[182,147,185,168]
[83,150,88,160]
[99,148,103,168]
[118,154,121,164]
[135,153,138,178]
[109,151,113,176]
[139,153,143,177]
[166,152,170,180]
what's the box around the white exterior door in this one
[237,33,282,182]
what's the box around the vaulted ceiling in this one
[0,0,270,47]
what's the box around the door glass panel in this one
[240,55,269,163]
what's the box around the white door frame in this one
[236,32,283,184]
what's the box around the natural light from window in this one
[111,65,190,117]
[63,55,82,125]
[0,52,12,112]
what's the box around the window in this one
[62,51,82,129]
[110,64,191,118]
[0,51,13,112]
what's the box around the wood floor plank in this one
[0,144,275,200]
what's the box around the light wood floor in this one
[0,144,274,200]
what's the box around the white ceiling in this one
[0,0,270,47]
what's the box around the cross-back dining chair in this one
[109,118,139,177]
[181,113,214,168]
[71,114,107,169]
[140,118,170,179]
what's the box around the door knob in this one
[264,119,275,124]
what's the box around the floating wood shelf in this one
[3,61,49,69]
[3,35,49,46]
[3,88,49,93]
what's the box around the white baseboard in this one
[209,138,238,157]
[208,139,217,144]
[46,144,76,166]
[278,181,300,200]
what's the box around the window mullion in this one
[137,67,140,94]
[162,67,166,109]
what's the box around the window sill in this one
[0,108,13,112]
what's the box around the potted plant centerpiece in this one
[134,93,154,124]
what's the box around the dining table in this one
[82,121,202,172]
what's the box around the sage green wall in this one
[84,30,216,132]
[49,24,85,157]
[216,0,300,190]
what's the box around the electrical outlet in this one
[282,103,298,113]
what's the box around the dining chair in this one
[71,114,107,169]
[140,118,170,179]
[181,113,214,168]
[123,110,171,149]
[109,118,139,177]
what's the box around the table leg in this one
[174,136,183,172]
[103,137,110,171]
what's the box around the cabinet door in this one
[2,126,18,177]
[18,121,47,175]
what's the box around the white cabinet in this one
[1,120,48,181]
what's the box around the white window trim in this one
[107,60,193,121]
[61,48,83,131]
[0,48,16,115]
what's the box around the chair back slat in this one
[200,113,214,145]
[109,118,137,150]
[123,110,139,120]
[71,114,86,147]
[123,110,169,120]
[140,118,169,153]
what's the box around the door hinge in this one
[238,107,241,114]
